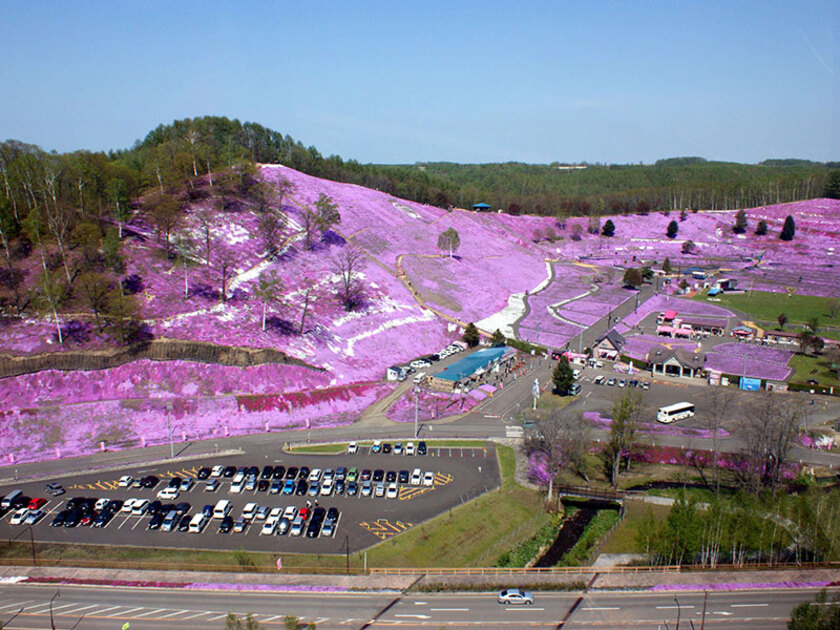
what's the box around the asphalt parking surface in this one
[0,443,499,554]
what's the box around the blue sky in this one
[1,1,837,164]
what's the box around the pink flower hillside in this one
[385,389,478,422]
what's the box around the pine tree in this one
[463,322,480,347]
[733,209,748,234]
[662,257,672,274]
[666,220,679,238]
[552,356,575,395]
[755,220,768,236]
[780,215,796,241]
[490,329,506,346]
[601,219,615,237]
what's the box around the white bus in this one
[657,402,696,424]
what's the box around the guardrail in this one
[370,566,681,575]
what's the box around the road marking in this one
[395,614,431,619]
[207,613,230,621]
[157,609,192,619]
[657,605,695,610]
[358,519,413,540]
[581,606,621,610]
[505,607,545,611]
[57,604,100,615]
[90,606,122,615]
[132,608,168,618]
[430,608,469,611]
[414,601,427,605]
[260,615,285,622]
[117,607,144,616]
[180,611,212,620]
[731,603,769,608]
[0,602,31,612]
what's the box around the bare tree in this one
[524,409,593,498]
[259,212,285,259]
[255,269,282,331]
[298,279,316,334]
[331,246,366,311]
[697,387,733,497]
[35,269,68,344]
[602,389,643,486]
[194,208,214,265]
[734,392,803,493]
[214,244,237,303]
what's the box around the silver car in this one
[497,588,534,605]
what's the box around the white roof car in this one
[411,468,422,485]
[348,441,358,454]
[210,465,224,477]
[232,472,245,484]
[269,507,283,520]
[290,516,304,536]
[283,506,297,520]
[121,498,137,512]
[25,509,44,525]
[308,468,322,482]
[95,497,110,511]
[386,483,398,499]
[131,499,149,515]
[9,508,28,525]
[261,518,278,536]
[374,482,385,497]
[118,475,133,487]
[242,502,259,520]
[320,479,334,496]
[405,442,415,456]
[157,487,179,500]
[423,471,435,486]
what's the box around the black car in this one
[66,497,88,510]
[285,466,299,480]
[175,502,191,514]
[334,480,345,495]
[141,475,159,488]
[360,469,372,481]
[398,470,409,483]
[50,510,68,527]
[382,443,392,454]
[63,509,82,527]
[273,465,286,480]
[373,469,384,482]
[260,465,273,479]
[312,506,326,522]
[222,466,236,478]
[177,514,191,532]
[295,480,308,496]
[11,495,30,509]
[218,515,234,533]
[202,505,213,518]
[247,466,260,478]
[305,520,322,538]
[297,466,310,480]
[106,499,124,512]
[167,477,182,489]
[417,441,427,456]
[147,512,164,530]
[197,467,212,480]
[385,471,397,483]
[346,481,358,496]
[257,479,270,492]
[147,500,163,515]
[93,510,114,528]
[326,507,339,521]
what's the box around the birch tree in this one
[331,246,366,311]
[437,227,461,258]
[35,270,67,344]
[255,269,282,331]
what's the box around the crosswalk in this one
[0,598,338,626]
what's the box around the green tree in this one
[463,322,480,347]
[490,328,506,346]
[437,227,461,258]
[601,219,615,237]
[77,272,112,332]
[225,612,260,629]
[823,169,840,199]
[682,239,696,254]
[788,589,840,630]
[34,270,68,344]
[602,389,642,486]
[755,219,768,235]
[778,312,788,330]
[255,269,283,331]
[105,178,131,239]
[662,257,672,274]
[314,193,340,233]
[551,356,575,395]
[622,267,643,289]
[780,215,796,241]
[733,209,748,234]
[666,220,679,238]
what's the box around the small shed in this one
[386,365,405,381]
[471,203,492,212]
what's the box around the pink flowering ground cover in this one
[704,343,793,380]
[621,295,734,328]
[385,389,478,422]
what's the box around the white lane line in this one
[207,613,230,621]
[430,608,469,611]
[132,608,168,618]
[259,615,284,623]
[157,610,192,619]
[657,605,695,610]
[505,607,545,611]
[56,604,100,615]
[0,602,31,612]
[731,603,769,608]
[90,606,122,615]
[179,611,212,620]
[117,607,144,616]
[581,606,621,611]
[414,601,427,605]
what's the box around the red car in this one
[298,507,310,521]
[28,497,47,511]
[80,511,98,526]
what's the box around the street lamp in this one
[413,386,420,438]
[49,590,60,630]
[166,400,174,459]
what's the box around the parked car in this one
[204,479,220,492]
[28,497,47,511]
[405,442,416,456]
[423,471,435,486]
[9,508,29,525]
[210,465,224,478]
[348,441,358,454]
[232,517,247,533]
[417,441,427,456]
[197,467,212,480]
[45,482,65,497]
[157,487,179,501]
[118,475,133,488]
[218,516,234,533]
[372,440,382,453]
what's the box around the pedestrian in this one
[306,499,311,508]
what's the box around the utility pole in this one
[413,387,420,438]
[166,400,174,459]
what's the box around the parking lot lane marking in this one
[657,605,694,610]
[0,601,32,612]
[358,519,414,540]
[56,604,100,615]
[89,606,122,615]
[433,472,454,486]
[581,607,621,611]
[207,613,230,621]
[157,609,193,619]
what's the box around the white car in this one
[210,465,224,478]
[308,468,322,483]
[405,442,415,456]
[348,441,358,454]
[320,480,334,496]
[283,506,297,520]
[372,440,382,453]
[131,499,149,515]
[121,498,137,513]
[261,518,278,536]
[242,502,259,520]
[423,471,435,486]
[411,468,422,485]
[157,487,179,500]
[118,475,133,488]
[393,443,403,455]
[95,497,110,511]
[25,509,44,525]
[386,483,398,499]
[9,508,28,525]
[290,516,304,536]
[269,507,283,520]
[374,483,385,498]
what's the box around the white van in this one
[213,499,232,519]
[230,478,244,494]
[189,513,208,533]
[1,490,22,509]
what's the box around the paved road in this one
[0,583,831,629]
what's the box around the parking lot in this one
[0,442,499,554]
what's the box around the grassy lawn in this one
[789,353,840,388]
[289,440,488,454]
[695,290,840,332]
[361,445,552,568]
[287,443,350,454]
[600,500,670,554]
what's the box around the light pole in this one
[674,595,681,630]
[49,590,59,630]
[166,400,174,459]
[413,386,420,438]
